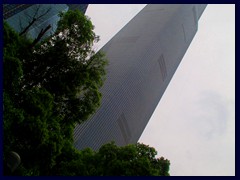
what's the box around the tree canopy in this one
[52,142,170,176]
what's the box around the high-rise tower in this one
[74,4,207,150]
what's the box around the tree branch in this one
[19,6,51,36]
[30,25,51,48]
[19,18,37,36]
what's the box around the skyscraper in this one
[74,4,207,150]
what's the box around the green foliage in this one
[3,56,23,94]
[22,10,107,125]
[4,88,66,175]
[3,21,22,57]
[56,10,98,51]
[3,10,107,176]
[52,142,170,176]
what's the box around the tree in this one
[3,21,68,175]
[3,10,107,175]
[52,142,170,176]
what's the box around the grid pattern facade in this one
[74,4,207,151]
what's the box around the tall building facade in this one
[74,4,207,150]
[3,4,33,19]
[3,4,88,40]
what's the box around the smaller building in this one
[3,4,88,40]
[3,4,33,19]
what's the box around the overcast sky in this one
[86,4,235,176]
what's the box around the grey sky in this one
[86,4,235,176]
